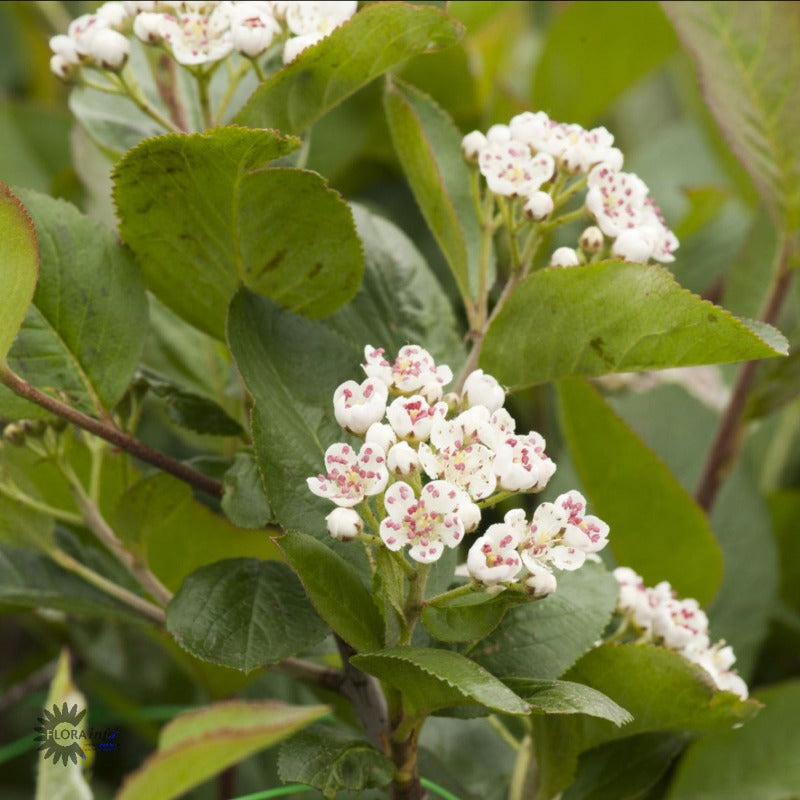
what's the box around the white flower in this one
[461,130,487,161]
[509,111,561,155]
[365,422,396,453]
[97,2,130,29]
[86,28,130,69]
[49,34,80,63]
[230,5,281,57]
[418,416,497,500]
[521,502,586,572]
[652,596,709,650]
[68,14,111,56]
[467,523,523,585]
[160,4,233,65]
[552,490,610,553]
[614,567,655,630]
[457,495,482,533]
[486,123,511,144]
[307,442,388,507]
[380,480,465,563]
[363,345,453,395]
[479,142,555,197]
[50,55,75,80]
[579,225,604,253]
[333,378,388,435]
[523,191,554,220]
[525,563,558,598]
[561,126,616,174]
[640,197,679,263]
[494,431,556,492]
[123,1,156,12]
[133,11,164,42]
[387,441,420,477]
[285,1,356,36]
[386,395,447,443]
[462,369,505,413]
[282,32,322,62]
[586,166,649,238]
[612,228,654,262]
[550,247,580,268]
[326,507,362,541]
[476,408,516,450]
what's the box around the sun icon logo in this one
[34,702,88,766]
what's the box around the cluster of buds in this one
[49,1,357,79]
[461,110,679,267]
[307,344,609,598]
[613,567,748,699]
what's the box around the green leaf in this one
[562,733,685,800]
[235,3,463,133]
[384,77,482,302]
[768,489,800,611]
[0,489,54,554]
[532,644,759,800]
[227,204,463,536]
[221,452,273,530]
[113,127,363,339]
[115,701,328,800]
[375,548,410,647]
[36,650,93,800]
[533,2,677,126]
[746,346,800,419]
[471,563,618,680]
[114,474,280,592]
[278,727,393,794]
[663,2,800,231]
[0,189,147,417]
[352,646,531,718]
[480,261,787,390]
[0,544,136,620]
[0,182,37,362]
[166,558,329,672]
[422,595,512,643]
[667,680,800,800]
[277,532,384,653]
[137,369,243,437]
[558,378,722,604]
[502,679,632,725]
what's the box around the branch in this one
[0,365,223,499]
[271,657,347,693]
[695,244,794,511]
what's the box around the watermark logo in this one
[34,703,120,766]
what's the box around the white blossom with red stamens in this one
[479,142,555,197]
[159,3,234,66]
[307,442,388,507]
[380,480,465,563]
[585,166,649,238]
[553,490,610,554]
[493,431,556,492]
[333,378,388,435]
[363,345,453,396]
[467,522,523,584]
[386,395,447,443]
[230,3,280,57]
[640,197,679,263]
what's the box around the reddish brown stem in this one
[0,364,223,499]
[695,258,794,511]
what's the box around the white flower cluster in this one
[613,567,748,700]
[461,110,679,266]
[307,345,609,597]
[49,1,357,78]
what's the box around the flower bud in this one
[525,565,557,598]
[462,369,505,413]
[50,54,76,81]
[611,229,653,263]
[87,28,130,70]
[461,130,487,162]
[387,441,420,477]
[458,500,481,533]
[523,191,554,221]
[21,419,48,438]
[550,247,580,268]
[579,225,604,253]
[49,34,80,63]
[2,423,26,446]
[325,507,363,541]
[133,11,164,43]
[420,380,443,404]
[97,2,130,29]
[365,422,396,453]
[486,124,511,144]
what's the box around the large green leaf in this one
[115,701,328,800]
[663,2,800,231]
[384,78,482,302]
[114,474,279,592]
[480,261,787,390]
[235,3,463,133]
[532,644,760,800]
[0,189,147,417]
[227,204,463,536]
[558,378,723,605]
[277,727,393,794]
[278,532,384,654]
[221,452,274,530]
[113,127,363,339]
[0,544,136,620]
[352,646,531,718]
[422,594,512,643]
[667,680,800,800]
[166,558,329,672]
[0,182,37,362]
[471,563,618,680]
[533,1,677,126]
